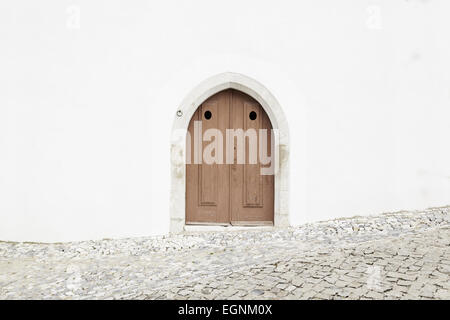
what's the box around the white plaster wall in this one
[0,0,449,242]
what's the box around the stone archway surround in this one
[170,72,289,233]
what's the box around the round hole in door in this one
[204,110,212,120]
[249,111,257,120]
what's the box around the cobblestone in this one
[0,206,449,299]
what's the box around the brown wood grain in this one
[186,89,274,225]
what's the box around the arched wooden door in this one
[186,89,274,225]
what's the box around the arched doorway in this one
[170,72,289,233]
[186,89,274,225]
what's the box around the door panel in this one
[186,89,274,225]
[243,101,263,208]
[199,100,218,206]
[230,90,274,224]
[186,91,230,224]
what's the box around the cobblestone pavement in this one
[1,207,449,300]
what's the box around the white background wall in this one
[0,0,449,242]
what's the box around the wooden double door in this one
[186,89,274,225]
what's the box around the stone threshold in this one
[184,225,274,233]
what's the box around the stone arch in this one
[170,72,289,232]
